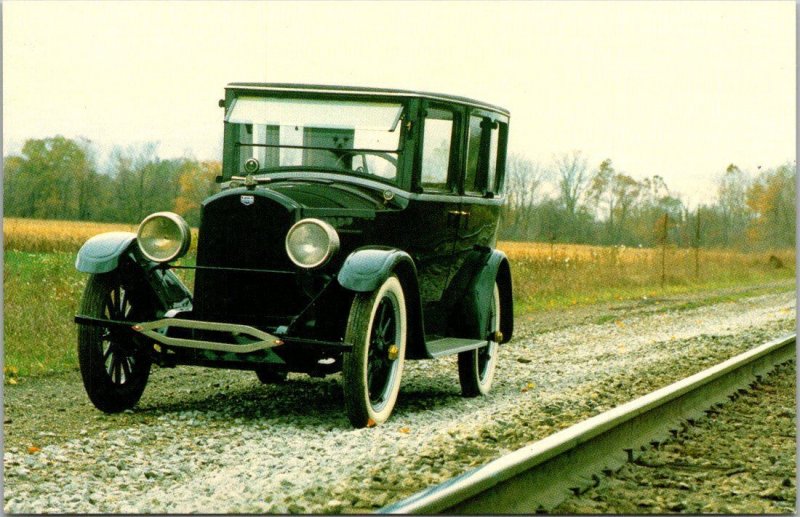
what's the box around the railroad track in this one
[379,333,796,514]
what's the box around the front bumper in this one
[74,315,352,353]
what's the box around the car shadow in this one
[390,387,463,419]
[136,375,343,422]
[133,369,464,429]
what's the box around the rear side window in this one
[465,114,505,196]
[464,115,483,194]
[486,122,499,193]
[421,108,455,191]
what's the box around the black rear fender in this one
[447,248,513,343]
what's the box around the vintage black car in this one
[74,83,513,427]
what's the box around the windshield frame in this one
[223,91,410,187]
[226,96,405,133]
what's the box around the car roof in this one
[226,82,510,116]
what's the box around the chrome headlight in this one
[285,218,340,269]
[137,212,191,263]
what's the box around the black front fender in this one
[75,232,137,274]
[336,247,415,293]
[76,230,192,314]
[336,247,426,359]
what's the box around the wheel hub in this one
[488,330,503,343]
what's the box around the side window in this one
[465,114,504,195]
[464,115,483,194]
[486,121,499,194]
[493,121,508,195]
[421,108,454,191]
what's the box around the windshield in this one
[227,96,404,182]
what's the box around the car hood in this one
[264,179,396,210]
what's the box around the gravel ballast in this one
[3,287,796,513]
[553,360,796,514]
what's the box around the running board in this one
[425,337,487,358]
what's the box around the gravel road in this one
[3,284,795,513]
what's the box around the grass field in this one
[3,217,200,254]
[4,218,796,380]
[501,240,795,312]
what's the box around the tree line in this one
[500,150,795,250]
[3,136,796,249]
[4,136,218,227]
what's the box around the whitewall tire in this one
[458,282,500,397]
[342,275,407,427]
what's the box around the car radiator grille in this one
[192,191,305,327]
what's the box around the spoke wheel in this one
[78,273,153,413]
[458,282,500,397]
[342,275,407,427]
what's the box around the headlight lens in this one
[137,212,191,263]
[285,218,340,269]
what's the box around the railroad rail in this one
[379,333,796,514]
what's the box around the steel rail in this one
[379,333,796,514]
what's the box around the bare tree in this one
[588,159,643,244]
[501,153,547,240]
[554,150,590,218]
[588,158,617,238]
[610,173,642,243]
[716,163,750,247]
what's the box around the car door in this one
[452,110,509,276]
[405,103,463,337]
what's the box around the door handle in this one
[447,210,470,230]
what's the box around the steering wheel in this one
[334,151,398,177]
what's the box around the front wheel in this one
[77,273,153,413]
[458,282,500,397]
[342,275,407,427]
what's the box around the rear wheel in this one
[77,273,153,413]
[342,275,407,427]
[458,282,500,397]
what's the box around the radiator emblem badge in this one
[240,195,255,206]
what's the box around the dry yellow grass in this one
[3,217,794,312]
[4,218,139,253]
[498,240,795,310]
[3,218,199,254]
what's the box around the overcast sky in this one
[3,1,795,206]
